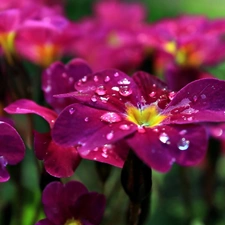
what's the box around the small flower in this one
[35,181,106,225]
[0,119,25,182]
[52,70,225,172]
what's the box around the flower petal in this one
[4,99,57,128]
[164,78,225,124]
[80,141,129,168]
[34,132,81,178]
[42,59,92,112]
[35,219,54,225]
[42,181,68,224]
[127,124,207,172]
[72,192,106,225]
[55,69,142,112]
[52,103,136,151]
[0,121,25,164]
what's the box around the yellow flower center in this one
[125,103,166,128]
[35,43,60,67]
[107,31,121,47]
[0,31,16,64]
[164,41,202,67]
[64,218,82,225]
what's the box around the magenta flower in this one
[5,60,129,177]
[0,119,25,182]
[52,70,225,172]
[35,181,106,225]
[15,16,74,67]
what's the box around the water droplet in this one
[112,86,119,91]
[81,76,87,82]
[51,119,55,124]
[177,138,190,150]
[102,152,108,158]
[211,128,223,137]
[119,124,130,130]
[118,78,131,85]
[44,85,51,93]
[91,95,97,102]
[114,72,119,77]
[0,156,8,167]
[159,132,169,144]
[104,76,110,82]
[69,77,74,84]
[93,75,99,82]
[95,85,106,96]
[193,95,197,102]
[69,107,75,115]
[179,130,187,135]
[138,126,145,133]
[169,91,176,100]
[106,131,114,140]
[77,80,82,86]
[201,94,206,99]
[149,91,156,97]
[84,117,89,122]
[101,112,121,123]
[99,96,109,103]
[119,86,132,96]
[187,116,193,121]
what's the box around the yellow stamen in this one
[107,31,121,47]
[0,31,16,64]
[35,44,60,67]
[64,218,82,225]
[126,103,166,127]
[164,41,177,55]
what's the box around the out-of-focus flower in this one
[52,70,225,172]
[35,181,106,225]
[15,16,74,67]
[71,1,146,72]
[0,119,25,182]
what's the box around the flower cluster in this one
[2,1,225,225]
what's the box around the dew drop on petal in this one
[119,124,130,130]
[0,156,8,167]
[81,76,87,82]
[69,107,75,115]
[118,78,131,85]
[159,132,169,144]
[95,85,106,96]
[112,86,119,91]
[201,94,206,99]
[101,112,121,123]
[193,95,197,102]
[119,86,132,96]
[84,117,89,122]
[69,77,74,84]
[149,91,156,97]
[114,72,119,77]
[106,131,114,140]
[44,85,51,93]
[138,126,145,133]
[93,75,99,82]
[104,76,110,82]
[100,96,109,103]
[91,95,97,102]
[169,91,176,100]
[177,138,190,150]
[179,130,187,135]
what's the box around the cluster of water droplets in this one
[158,128,190,150]
[92,144,120,160]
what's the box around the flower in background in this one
[15,16,74,67]
[35,181,106,225]
[0,118,25,182]
[71,1,146,72]
[52,70,225,172]
[143,15,225,90]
